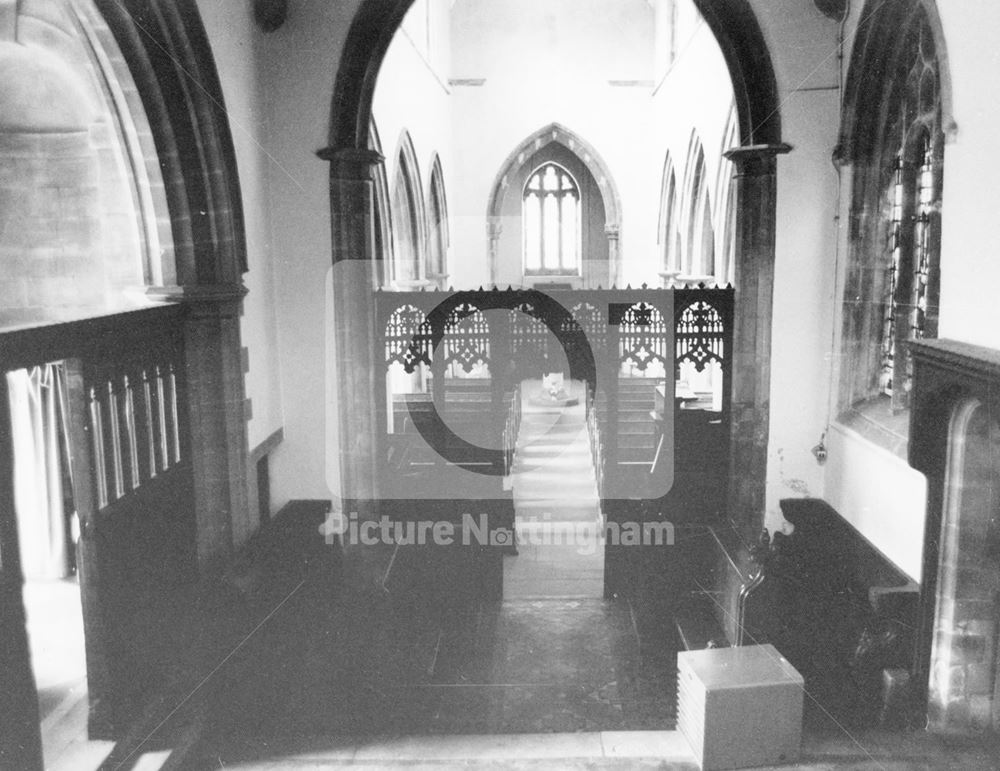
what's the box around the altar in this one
[527,372,580,407]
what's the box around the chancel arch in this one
[486,123,620,289]
[323,0,786,538]
[327,1,780,153]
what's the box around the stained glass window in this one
[912,135,935,340]
[879,153,905,396]
[838,5,944,424]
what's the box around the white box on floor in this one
[677,644,803,770]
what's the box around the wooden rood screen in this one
[375,285,733,496]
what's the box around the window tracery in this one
[838,3,944,434]
[523,163,580,275]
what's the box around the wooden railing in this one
[585,382,605,503]
[0,303,195,736]
[502,383,521,478]
[1,305,190,517]
[86,347,185,512]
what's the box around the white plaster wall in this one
[826,424,928,581]
[447,0,658,289]
[934,0,1000,350]
[649,2,735,282]
[766,87,840,529]
[373,0,453,281]
[197,1,283,447]
[196,1,285,531]
[744,0,842,534]
[253,0,354,509]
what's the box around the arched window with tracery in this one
[838,1,945,432]
[390,131,426,287]
[523,162,580,276]
[658,155,679,281]
[682,135,714,279]
[878,130,939,401]
[697,193,715,279]
[426,154,449,288]
[717,103,739,286]
[369,120,393,288]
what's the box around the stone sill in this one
[836,396,910,459]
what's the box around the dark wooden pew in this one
[740,498,920,725]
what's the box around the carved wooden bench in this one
[739,498,920,725]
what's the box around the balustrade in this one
[0,303,194,737]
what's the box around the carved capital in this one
[146,283,248,315]
[724,143,793,175]
[317,146,385,181]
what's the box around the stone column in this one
[149,284,250,567]
[318,147,383,511]
[487,219,502,287]
[723,143,791,540]
[187,289,249,563]
[605,223,621,287]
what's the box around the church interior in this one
[2,0,1000,768]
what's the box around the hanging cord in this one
[817,0,852,463]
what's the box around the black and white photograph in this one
[1,0,999,768]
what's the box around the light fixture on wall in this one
[811,432,828,465]
[254,0,288,33]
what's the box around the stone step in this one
[618,423,655,435]
[204,730,696,767]
[616,447,654,463]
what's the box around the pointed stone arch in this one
[486,123,621,286]
[389,129,427,287]
[327,0,781,153]
[715,103,739,286]
[657,153,679,281]
[838,0,955,162]
[487,123,621,230]
[836,0,951,437]
[426,153,450,287]
[368,119,393,286]
[321,0,788,536]
[681,132,710,278]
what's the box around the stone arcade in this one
[1,0,1000,768]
